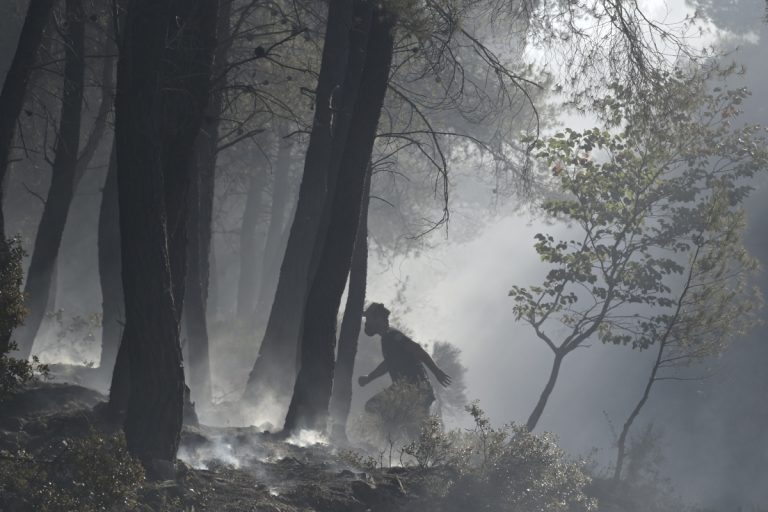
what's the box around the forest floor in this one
[0,376,436,512]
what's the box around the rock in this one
[176,460,192,476]
[0,416,24,431]
[183,385,199,427]
[257,421,275,432]
[380,475,406,496]
[148,458,178,481]
[180,428,209,450]
[22,419,48,435]
[350,480,378,504]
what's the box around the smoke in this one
[178,436,245,470]
[198,388,286,431]
[285,429,329,448]
[177,429,290,471]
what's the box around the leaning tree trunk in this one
[526,350,565,431]
[184,161,213,405]
[236,165,267,323]
[0,4,55,352]
[242,0,363,411]
[98,144,123,377]
[184,0,232,407]
[613,338,665,481]
[15,0,86,360]
[252,132,293,328]
[74,30,116,187]
[329,166,371,441]
[0,0,56,245]
[115,0,216,464]
[283,11,394,434]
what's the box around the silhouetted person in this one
[358,303,451,421]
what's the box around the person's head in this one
[363,302,390,336]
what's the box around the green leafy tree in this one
[509,67,768,433]
[610,172,760,480]
[0,237,47,401]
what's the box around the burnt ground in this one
[0,381,435,512]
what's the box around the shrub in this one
[0,429,145,511]
[419,404,596,512]
[346,399,596,511]
[350,380,432,453]
[0,237,25,346]
[0,238,48,401]
[403,415,469,470]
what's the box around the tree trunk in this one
[74,30,116,187]
[242,0,364,410]
[184,161,213,406]
[252,133,293,328]
[329,166,370,441]
[236,165,267,322]
[208,236,220,322]
[613,338,666,481]
[15,0,86,360]
[98,144,123,376]
[283,11,394,434]
[183,0,231,407]
[526,350,565,432]
[115,0,216,464]
[0,0,56,246]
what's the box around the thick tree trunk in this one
[329,167,370,441]
[242,0,363,410]
[526,350,565,432]
[184,0,231,407]
[283,12,394,434]
[184,163,212,406]
[15,0,86,360]
[98,144,122,375]
[74,31,116,187]
[115,0,216,464]
[252,133,293,328]
[0,0,56,245]
[208,236,221,322]
[236,165,267,322]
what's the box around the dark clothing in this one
[381,329,432,391]
[364,329,435,419]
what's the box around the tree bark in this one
[184,161,213,406]
[329,166,370,441]
[74,30,116,187]
[98,144,122,375]
[15,0,86,360]
[283,11,394,434]
[183,0,232,407]
[0,0,56,245]
[526,350,565,432]
[613,338,665,481]
[242,0,363,410]
[115,0,216,463]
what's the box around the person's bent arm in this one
[410,343,451,387]
[359,361,387,387]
